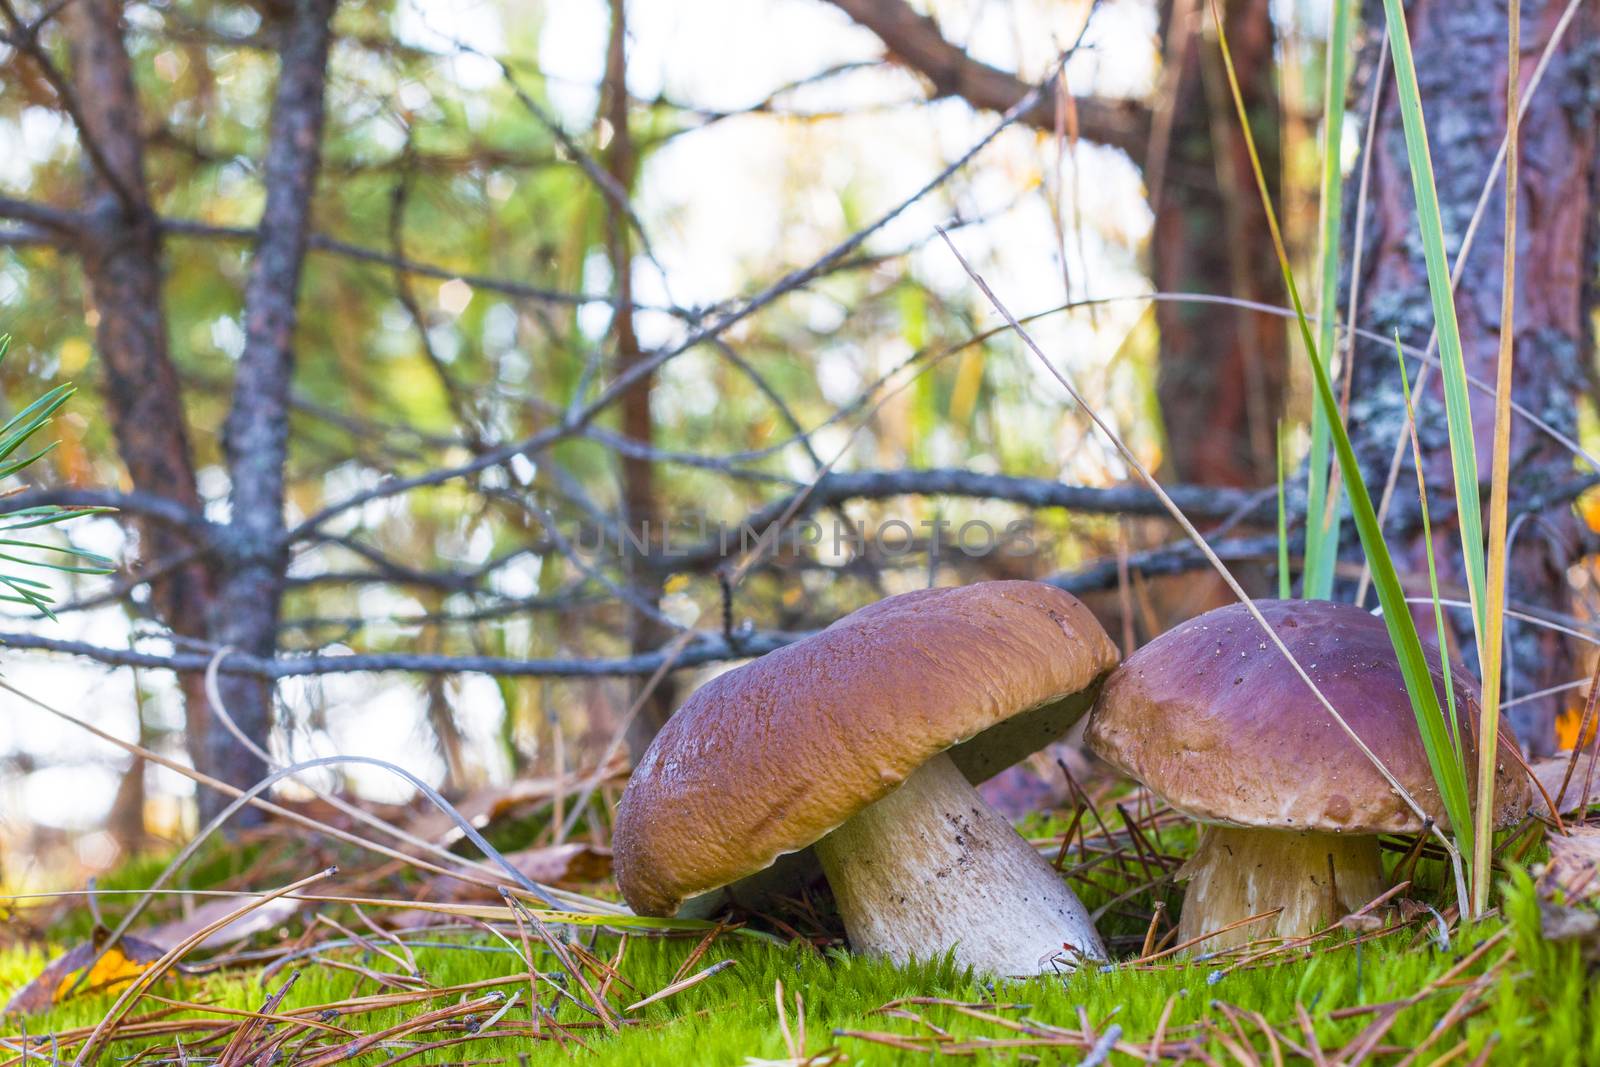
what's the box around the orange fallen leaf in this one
[5,935,166,1016]
[1556,705,1598,751]
[1579,488,1600,534]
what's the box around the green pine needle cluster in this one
[0,334,115,619]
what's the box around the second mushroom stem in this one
[1176,825,1387,951]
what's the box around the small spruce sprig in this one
[0,333,115,619]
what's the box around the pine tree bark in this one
[1344,0,1598,752]
[603,0,675,759]
[209,0,339,817]
[63,0,219,791]
[1151,0,1286,489]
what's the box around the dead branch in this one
[822,0,1149,156]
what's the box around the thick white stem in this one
[1177,825,1387,952]
[814,751,1105,975]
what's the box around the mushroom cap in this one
[614,581,1120,916]
[1085,599,1531,835]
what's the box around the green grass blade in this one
[1378,0,1488,648]
[1277,421,1291,600]
[1309,329,1474,859]
[1211,0,1474,865]
[1474,0,1520,916]
[1395,335,1464,760]
[1303,0,1356,601]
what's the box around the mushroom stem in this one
[813,751,1104,975]
[1176,826,1387,951]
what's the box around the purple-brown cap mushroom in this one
[613,581,1120,975]
[1085,599,1530,950]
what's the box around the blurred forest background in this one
[1,0,1597,884]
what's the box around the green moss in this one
[4,813,1592,1064]
[4,866,1595,1065]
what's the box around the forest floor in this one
[3,794,1597,1065]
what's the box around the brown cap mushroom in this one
[1086,598,1531,950]
[614,580,1120,975]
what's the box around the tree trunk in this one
[108,680,149,853]
[603,0,674,760]
[1345,0,1598,752]
[209,0,338,818]
[1151,0,1286,489]
[64,0,219,796]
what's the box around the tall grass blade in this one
[1277,421,1291,600]
[1474,0,1520,915]
[1303,0,1356,601]
[1378,0,1488,649]
[1395,335,1464,760]
[1211,0,1475,871]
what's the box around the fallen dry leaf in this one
[5,893,299,1016]
[1527,751,1600,816]
[1337,912,1385,933]
[1540,825,1600,904]
[394,842,613,928]
[492,841,613,888]
[978,760,1064,819]
[976,739,1106,817]
[1540,901,1600,942]
[402,756,629,845]
[4,935,166,1016]
[1539,900,1600,964]
[146,895,300,952]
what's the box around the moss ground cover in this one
[3,800,1594,1065]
